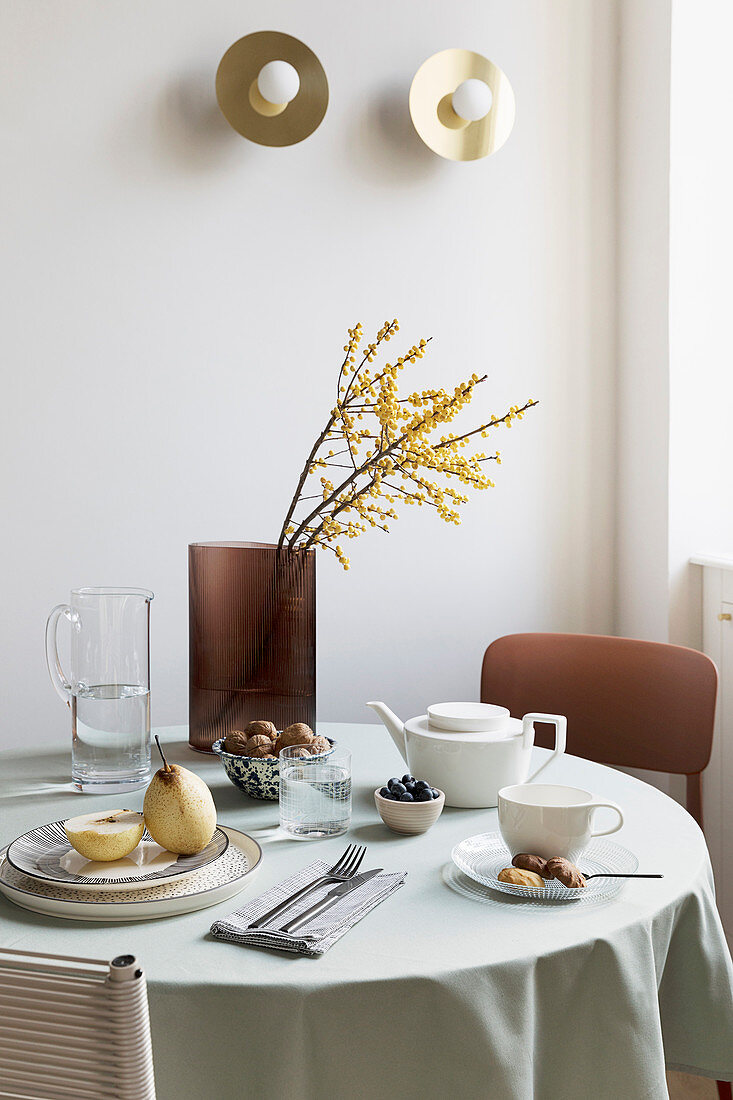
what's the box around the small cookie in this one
[244,720,277,741]
[512,853,551,879]
[497,867,545,888]
[224,730,249,755]
[545,857,587,888]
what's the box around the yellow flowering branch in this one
[278,318,538,569]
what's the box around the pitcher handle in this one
[589,800,624,837]
[524,712,567,782]
[45,604,72,705]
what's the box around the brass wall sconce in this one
[409,49,515,161]
[216,31,328,147]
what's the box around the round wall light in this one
[216,31,328,146]
[409,49,515,161]
[452,78,493,123]
[257,60,301,112]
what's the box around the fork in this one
[248,844,367,929]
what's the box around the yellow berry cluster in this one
[278,319,538,570]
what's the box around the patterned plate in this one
[451,832,639,903]
[6,820,229,892]
[0,826,261,922]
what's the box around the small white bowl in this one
[374,787,445,835]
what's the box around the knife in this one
[279,868,383,935]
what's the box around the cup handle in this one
[524,713,567,782]
[45,604,72,706]
[589,800,624,837]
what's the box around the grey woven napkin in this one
[210,859,407,956]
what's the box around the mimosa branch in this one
[278,318,539,569]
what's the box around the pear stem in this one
[154,735,171,772]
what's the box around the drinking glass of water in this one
[45,587,154,793]
[279,743,352,838]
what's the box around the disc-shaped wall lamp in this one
[409,49,515,161]
[216,31,328,147]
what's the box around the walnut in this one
[243,741,278,759]
[308,736,331,755]
[545,857,587,888]
[284,746,311,759]
[498,867,545,888]
[280,723,314,747]
[224,730,249,755]
[246,734,273,750]
[512,853,551,879]
[244,720,277,741]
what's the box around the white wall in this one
[615,0,671,642]
[668,0,733,650]
[0,1,618,749]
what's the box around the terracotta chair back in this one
[480,632,718,828]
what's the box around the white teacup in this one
[497,783,624,861]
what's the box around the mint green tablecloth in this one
[1,723,732,1100]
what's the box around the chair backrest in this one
[0,948,156,1100]
[481,633,718,776]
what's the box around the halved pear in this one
[64,810,145,862]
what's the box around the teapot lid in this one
[427,702,511,733]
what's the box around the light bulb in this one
[451,78,492,122]
[257,60,300,106]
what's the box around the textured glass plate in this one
[451,832,638,903]
[6,821,228,891]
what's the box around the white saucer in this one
[0,826,261,921]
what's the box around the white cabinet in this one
[692,555,733,947]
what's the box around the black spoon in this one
[581,873,663,880]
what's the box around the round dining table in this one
[1,722,732,1100]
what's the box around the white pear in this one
[64,810,144,862]
[143,737,217,855]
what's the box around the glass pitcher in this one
[45,587,154,793]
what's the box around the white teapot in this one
[367,701,567,808]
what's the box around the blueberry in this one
[416,789,433,802]
[405,782,417,794]
[387,778,401,789]
[402,774,415,785]
[431,789,441,799]
[390,781,406,796]
[399,791,415,801]
[379,787,391,798]
[415,780,430,791]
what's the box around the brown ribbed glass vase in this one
[188,542,316,752]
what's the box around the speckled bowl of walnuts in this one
[211,721,334,801]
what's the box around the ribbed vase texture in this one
[189,543,316,752]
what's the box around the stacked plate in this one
[0,820,262,921]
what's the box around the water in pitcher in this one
[71,684,151,793]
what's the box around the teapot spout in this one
[366,701,407,763]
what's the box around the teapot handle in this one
[523,713,567,782]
